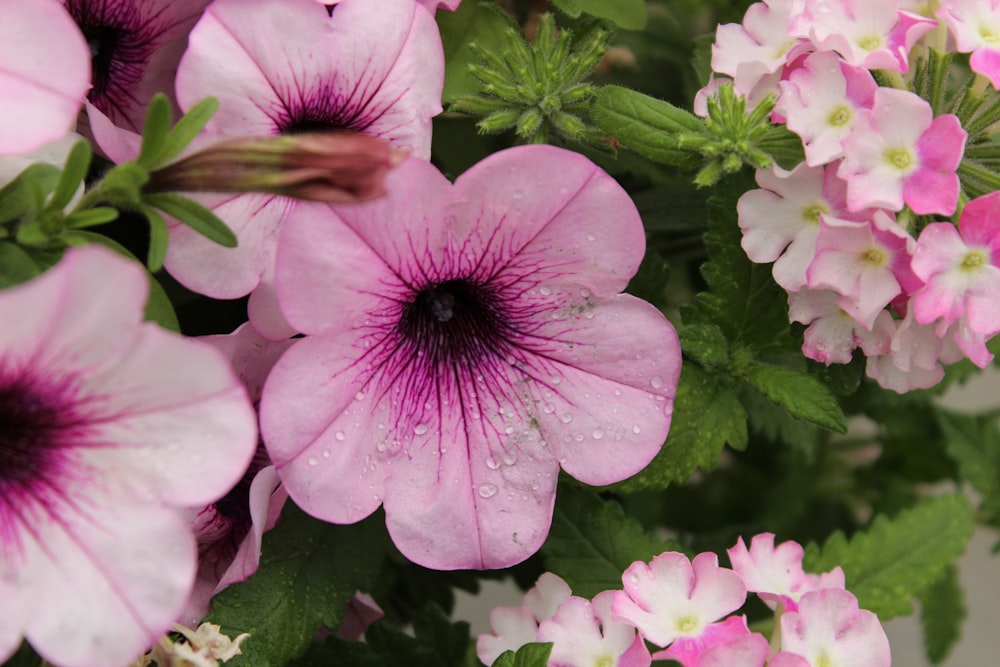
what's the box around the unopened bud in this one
[145,132,402,203]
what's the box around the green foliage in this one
[541,484,682,597]
[438,1,515,104]
[744,365,847,434]
[206,505,388,666]
[919,565,965,664]
[0,242,41,288]
[142,193,237,248]
[549,0,647,30]
[624,248,670,304]
[492,642,554,667]
[591,86,701,168]
[134,94,220,170]
[803,494,975,619]
[938,410,1000,528]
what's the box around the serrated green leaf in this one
[438,1,514,104]
[938,410,1000,524]
[682,175,796,352]
[142,192,237,247]
[136,93,173,168]
[156,96,220,168]
[0,242,42,288]
[744,364,846,433]
[207,505,387,666]
[610,362,746,492]
[803,494,975,619]
[919,564,964,664]
[679,323,729,369]
[0,163,61,224]
[550,0,646,29]
[542,484,680,597]
[48,140,91,211]
[591,86,701,168]
[492,642,554,667]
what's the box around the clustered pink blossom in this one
[705,0,1000,392]
[476,533,889,667]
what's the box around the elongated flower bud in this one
[146,132,404,203]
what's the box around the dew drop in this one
[574,433,584,442]
[354,390,366,400]
[540,286,552,296]
[633,424,642,434]
[512,189,524,199]
[587,233,596,241]
[505,354,516,365]
[307,456,319,466]
[613,388,622,396]
[478,483,498,498]
[502,450,518,465]
[592,428,604,439]
[505,425,515,435]
[376,441,387,452]
[521,494,529,500]
[414,423,429,435]
[323,449,331,458]
[583,311,595,319]
[531,483,540,490]
[377,422,386,430]
[651,376,664,389]
[486,455,500,470]
[335,431,346,441]
[629,573,639,584]
[539,439,547,447]
[551,374,562,385]
[560,413,573,423]
[543,402,555,414]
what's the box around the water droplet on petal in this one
[587,233,596,241]
[633,424,642,434]
[593,428,604,439]
[414,423,429,436]
[478,483,498,498]
[323,449,331,458]
[561,413,573,423]
[502,450,518,465]
[486,455,500,470]
[308,456,319,466]
[335,431,345,441]
[540,286,552,296]
[504,425,515,435]
[651,376,664,389]
[376,441,387,452]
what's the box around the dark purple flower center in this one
[397,279,512,368]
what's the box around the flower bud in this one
[145,132,403,203]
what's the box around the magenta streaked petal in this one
[0,0,90,154]
[15,500,196,667]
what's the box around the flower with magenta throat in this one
[0,246,257,667]
[260,145,681,570]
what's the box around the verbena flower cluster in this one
[478,533,889,667]
[706,0,1000,392]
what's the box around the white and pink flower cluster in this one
[706,0,1000,392]
[478,533,890,667]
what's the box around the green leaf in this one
[542,484,680,597]
[591,86,701,168]
[682,174,796,351]
[550,0,646,30]
[744,364,846,433]
[142,192,237,247]
[803,494,975,619]
[207,505,387,666]
[438,1,514,104]
[157,96,220,168]
[48,140,92,211]
[610,362,747,492]
[0,241,42,288]
[938,410,1000,525]
[136,93,173,168]
[492,643,554,667]
[678,323,729,369]
[624,248,669,304]
[0,163,61,224]
[64,207,119,229]
[919,564,964,664]
[140,204,169,272]
[69,231,180,332]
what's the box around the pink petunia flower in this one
[612,552,748,666]
[538,591,651,667]
[64,0,213,135]
[0,0,90,155]
[937,0,1000,88]
[912,191,1000,337]
[477,572,572,665]
[168,0,444,339]
[260,146,681,570]
[727,533,844,613]
[838,88,966,215]
[0,246,257,667]
[773,589,891,667]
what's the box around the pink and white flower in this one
[838,88,966,215]
[0,246,257,667]
[477,573,572,665]
[788,289,892,364]
[260,146,681,570]
[0,0,90,155]
[167,0,444,339]
[538,591,651,667]
[694,632,770,667]
[937,0,1000,88]
[612,552,748,666]
[912,191,1000,337]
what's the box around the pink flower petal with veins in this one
[0,0,90,154]
[261,147,680,569]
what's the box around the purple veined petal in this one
[177,0,442,157]
[0,0,90,155]
[10,499,196,667]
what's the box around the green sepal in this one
[139,204,169,272]
[0,241,42,288]
[48,140,92,211]
[492,643,554,667]
[100,162,150,208]
[136,93,173,169]
[64,207,120,229]
[142,192,237,248]
[0,163,61,224]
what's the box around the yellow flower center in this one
[594,655,614,667]
[980,24,1000,45]
[962,249,988,270]
[827,105,852,127]
[884,147,914,171]
[802,203,829,224]
[675,616,699,634]
[858,34,884,51]
[862,247,887,266]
